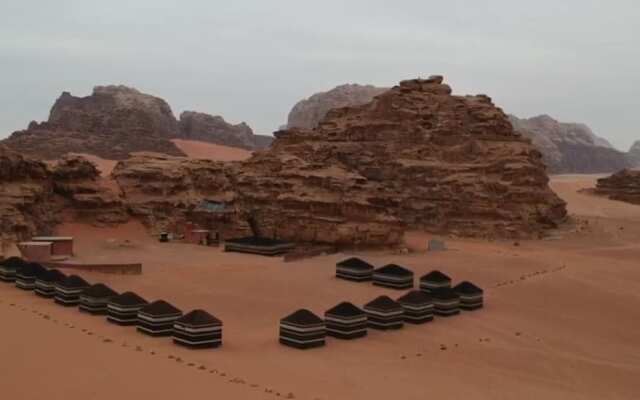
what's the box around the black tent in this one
[137,300,183,336]
[419,270,452,293]
[431,287,461,317]
[453,281,484,310]
[279,309,326,349]
[15,262,48,290]
[335,258,374,282]
[173,309,223,349]
[224,237,295,256]
[107,292,149,325]
[363,296,404,330]
[54,275,90,306]
[0,257,29,282]
[397,290,434,324]
[372,264,414,289]
[79,283,119,315]
[35,269,67,298]
[324,302,368,340]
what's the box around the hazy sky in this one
[1,0,638,149]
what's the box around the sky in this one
[1,0,639,150]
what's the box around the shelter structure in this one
[137,300,183,336]
[363,296,404,330]
[79,283,119,314]
[279,309,326,349]
[17,241,52,262]
[420,270,452,293]
[173,309,223,348]
[54,275,90,306]
[372,264,414,289]
[31,236,74,258]
[35,269,67,297]
[0,257,28,282]
[453,281,484,310]
[107,292,149,325]
[15,262,47,290]
[224,237,295,256]
[335,257,374,282]
[431,287,461,316]
[324,302,368,339]
[397,290,434,324]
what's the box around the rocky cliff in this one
[628,141,640,167]
[508,115,630,174]
[595,169,640,205]
[2,85,269,160]
[178,111,272,150]
[112,76,567,244]
[286,84,388,129]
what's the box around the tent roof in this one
[178,309,222,326]
[82,283,118,298]
[110,291,148,306]
[58,275,90,288]
[140,300,182,316]
[420,270,451,282]
[39,269,66,283]
[453,281,483,294]
[397,290,432,305]
[374,264,413,277]
[0,257,28,270]
[18,262,48,277]
[430,287,459,300]
[281,309,323,325]
[325,301,365,317]
[365,295,403,311]
[336,257,374,270]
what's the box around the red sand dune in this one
[171,139,252,161]
[1,175,639,399]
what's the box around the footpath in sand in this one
[1,175,639,400]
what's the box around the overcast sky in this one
[1,0,638,149]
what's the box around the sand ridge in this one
[1,175,639,399]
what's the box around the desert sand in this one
[171,139,253,161]
[1,175,639,400]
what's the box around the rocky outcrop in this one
[0,145,57,241]
[51,156,128,225]
[178,111,272,150]
[509,115,630,174]
[286,84,388,129]
[595,169,640,204]
[2,85,269,160]
[112,76,566,244]
[628,141,640,167]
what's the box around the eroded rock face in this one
[52,156,129,225]
[112,76,567,244]
[0,145,57,240]
[509,115,630,174]
[628,141,640,167]
[178,111,272,150]
[286,84,388,129]
[595,169,640,205]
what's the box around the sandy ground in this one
[1,175,640,400]
[171,139,252,161]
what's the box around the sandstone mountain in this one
[285,83,630,174]
[112,76,567,244]
[595,169,640,205]
[508,115,630,174]
[286,84,388,129]
[628,141,640,167]
[2,85,270,160]
[178,111,272,150]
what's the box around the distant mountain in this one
[2,85,270,160]
[628,141,640,168]
[286,84,388,129]
[508,115,631,174]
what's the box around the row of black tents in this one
[0,257,222,349]
[278,258,485,349]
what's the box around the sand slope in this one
[1,175,639,400]
[171,139,252,161]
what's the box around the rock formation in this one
[0,145,57,241]
[508,115,630,174]
[595,169,640,205]
[628,141,640,167]
[112,76,567,244]
[2,85,270,160]
[51,156,128,225]
[178,111,272,150]
[286,84,388,129]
